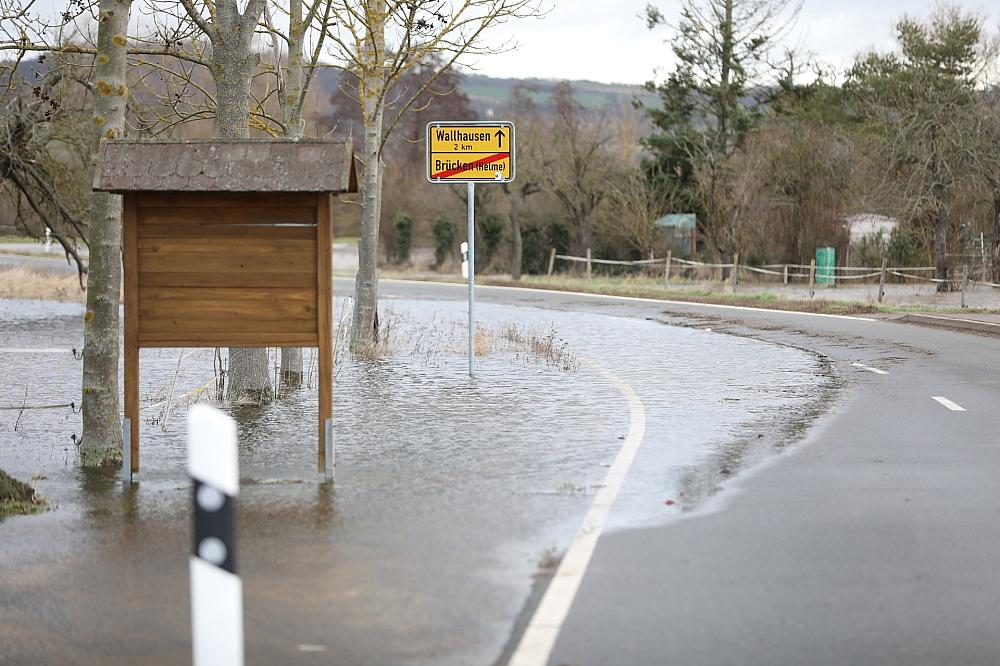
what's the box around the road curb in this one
[894,313,1000,335]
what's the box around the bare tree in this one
[603,167,671,258]
[961,88,1000,280]
[0,74,91,274]
[500,83,542,279]
[81,0,133,463]
[1,0,134,464]
[542,82,615,256]
[321,0,544,351]
[260,0,338,388]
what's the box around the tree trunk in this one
[350,1,386,352]
[504,186,523,280]
[280,347,303,389]
[279,2,306,386]
[226,348,273,404]
[282,0,305,137]
[80,0,132,467]
[933,204,950,292]
[510,208,523,280]
[211,5,273,403]
[929,130,951,293]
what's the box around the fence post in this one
[665,250,672,286]
[586,248,592,280]
[783,264,788,285]
[547,248,556,277]
[809,259,816,299]
[731,253,739,292]
[961,266,968,309]
[878,258,887,304]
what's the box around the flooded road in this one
[0,291,830,665]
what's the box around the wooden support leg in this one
[124,345,139,477]
[317,193,334,478]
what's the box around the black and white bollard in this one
[187,405,244,666]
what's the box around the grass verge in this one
[379,271,1000,316]
[0,469,46,518]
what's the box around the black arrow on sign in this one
[495,129,505,148]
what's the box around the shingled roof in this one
[93,140,357,193]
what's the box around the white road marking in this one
[931,396,966,412]
[851,362,888,375]
[297,644,327,652]
[507,360,647,666]
[369,278,879,322]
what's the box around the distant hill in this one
[460,75,659,116]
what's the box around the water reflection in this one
[0,295,829,666]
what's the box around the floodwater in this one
[0,295,831,665]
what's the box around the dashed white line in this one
[851,362,889,375]
[931,396,966,411]
[507,360,647,666]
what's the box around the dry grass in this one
[0,267,85,302]
[474,328,494,356]
[339,310,578,371]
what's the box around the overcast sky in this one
[463,0,998,85]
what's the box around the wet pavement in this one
[0,287,829,665]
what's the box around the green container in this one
[815,247,836,285]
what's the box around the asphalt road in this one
[363,278,1000,666]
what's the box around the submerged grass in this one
[339,308,578,371]
[0,469,46,517]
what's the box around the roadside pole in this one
[425,120,516,379]
[467,182,476,376]
[961,266,968,309]
[188,405,243,666]
[878,258,887,304]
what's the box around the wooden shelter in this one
[94,140,357,481]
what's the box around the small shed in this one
[94,139,357,482]
[844,213,900,245]
[654,213,698,258]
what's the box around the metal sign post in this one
[426,121,515,377]
[467,182,476,376]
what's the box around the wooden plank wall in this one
[134,192,319,347]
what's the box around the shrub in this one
[432,216,456,269]
[521,218,572,275]
[392,212,414,264]
[477,213,505,269]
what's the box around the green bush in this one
[887,226,931,266]
[521,218,572,275]
[432,216,456,269]
[521,226,548,274]
[855,226,931,268]
[392,212,414,264]
[477,213,505,268]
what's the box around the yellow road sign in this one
[426,121,516,183]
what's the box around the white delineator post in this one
[187,405,244,666]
